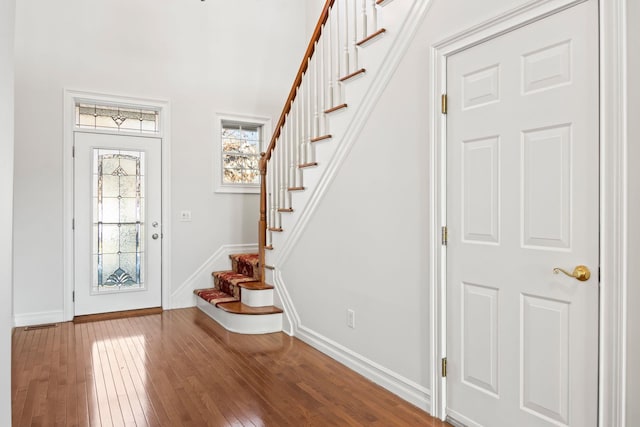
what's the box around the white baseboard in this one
[170,243,258,309]
[295,325,432,413]
[270,269,299,336]
[14,310,65,327]
[446,409,481,427]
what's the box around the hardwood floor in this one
[12,307,450,426]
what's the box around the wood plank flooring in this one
[12,307,450,426]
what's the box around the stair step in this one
[265,245,274,250]
[237,281,274,291]
[299,162,318,169]
[311,134,332,143]
[268,227,283,232]
[288,186,305,191]
[278,208,294,213]
[340,68,366,82]
[357,28,387,47]
[325,103,347,114]
[216,302,283,315]
[212,271,258,298]
[193,288,238,305]
[229,253,260,280]
[196,298,282,334]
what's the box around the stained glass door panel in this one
[74,132,161,316]
[93,150,145,292]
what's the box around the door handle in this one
[553,265,590,282]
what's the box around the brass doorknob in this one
[553,265,590,281]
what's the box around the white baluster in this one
[273,155,278,225]
[299,75,305,166]
[343,0,350,75]
[296,92,304,185]
[320,25,328,133]
[287,111,294,207]
[279,121,287,210]
[361,0,368,39]
[335,5,343,104]
[353,0,359,70]
[327,10,334,109]
[314,40,320,139]
[267,161,276,232]
[307,57,314,163]
[306,63,311,161]
[266,159,270,228]
[370,0,377,34]
[274,140,281,229]
[290,98,298,188]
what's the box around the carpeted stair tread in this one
[212,270,259,298]
[229,253,260,280]
[216,301,283,315]
[193,288,239,305]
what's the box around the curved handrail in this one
[258,0,336,282]
[260,0,336,169]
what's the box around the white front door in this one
[74,132,162,316]
[445,2,598,426]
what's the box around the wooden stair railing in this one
[258,0,387,281]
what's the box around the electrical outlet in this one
[180,210,192,222]
[347,309,355,329]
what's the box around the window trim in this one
[214,112,272,194]
[73,98,163,138]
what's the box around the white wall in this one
[13,0,308,322]
[0,0,15,423]
[306,0,326,39]
[626,0,639,423]
[282,0,531,404]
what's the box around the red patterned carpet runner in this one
[193,253,260,306]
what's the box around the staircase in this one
[194,0,413,333]
[194,253,283,334]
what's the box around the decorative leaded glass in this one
[93,149,145,292]
[77,103,159,134]
[221,121,261,184]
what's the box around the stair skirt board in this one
[196,298,283,334]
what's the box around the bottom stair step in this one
[196,298,283,334]
[216,301,283,315]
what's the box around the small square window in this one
[215,114,271,194]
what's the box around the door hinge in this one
[72,146,75,158]
[442,357,447,377]
[72,291,75,302]
[441,94,448,115]
[441,226,448,246]
[72,218,75,230]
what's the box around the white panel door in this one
[446,2,598,426]
[74,132,162,316]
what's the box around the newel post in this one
[258,152,267,283]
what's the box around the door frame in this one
[428,0,628,425]
[63,89,172,320]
